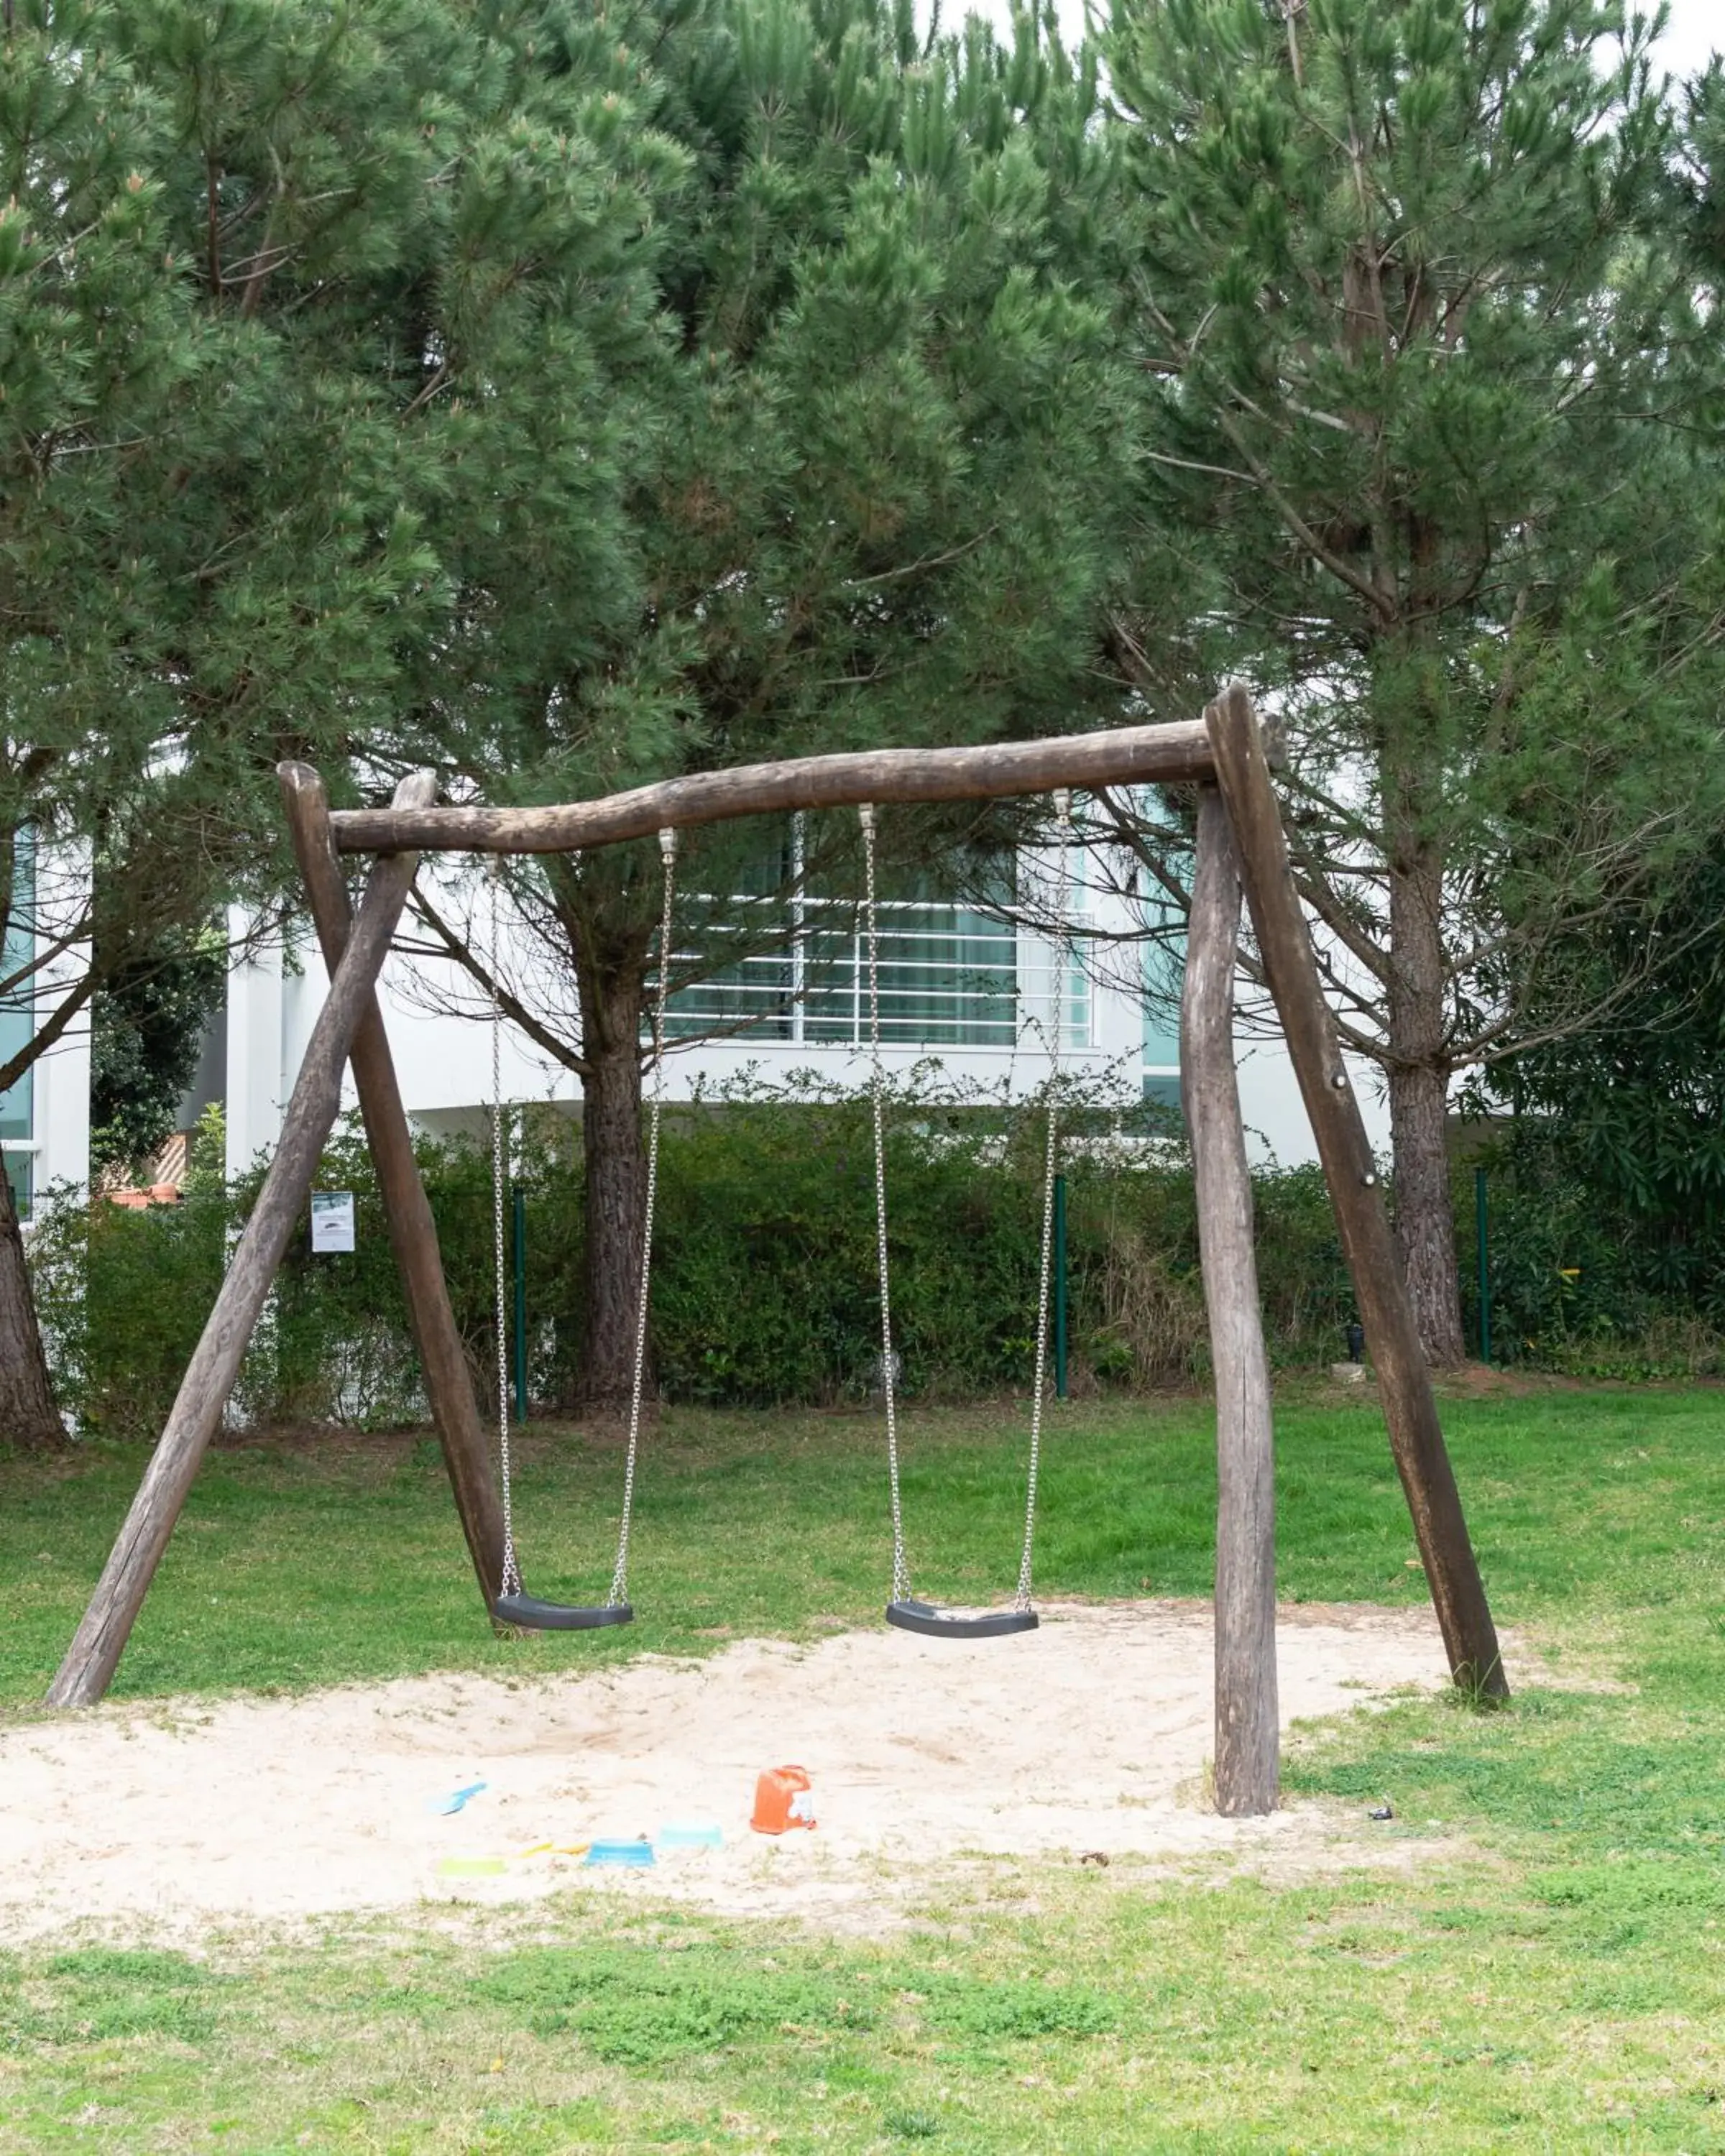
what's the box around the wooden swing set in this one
[46,685,1506,1818]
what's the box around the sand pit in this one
[0,1600,1451,1943]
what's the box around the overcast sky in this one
[1655,0,1719,78]
[961,0,1720,86]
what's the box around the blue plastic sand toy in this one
[426,1780,488,1817]
[658,1822,723,1850]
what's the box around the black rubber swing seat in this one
[886,1598,1039,1640]
[492,1592,635,1631]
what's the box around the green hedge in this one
[1458,1125,1725,1381]
[29,1092,1354,1436]
[34,1090,1715,1438]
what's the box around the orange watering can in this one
[751,1764,816,1835]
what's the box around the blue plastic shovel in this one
[426,1780,489,1817]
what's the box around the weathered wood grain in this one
[328,721,1216,855]
[277,763,505,1611]
[1205,684,1506,1700]
[45,775,437,1709]
[1182,786,1279,1815]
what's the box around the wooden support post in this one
[1182,787,1279,1816]
[1205,685,1508,1700]
[277,763,505,1610]
[45,776,437,1708]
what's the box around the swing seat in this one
[886,1598,1039,1640]
[492,1591,634,1631]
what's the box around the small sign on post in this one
[310,1190,356,1254]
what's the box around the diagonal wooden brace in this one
[46,773,440,1708]
[277,762,505,1609]
[1205,683,1506,1700]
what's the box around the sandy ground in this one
[0,1600,1452,1944]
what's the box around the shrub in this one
[1459,1123,1725,1378]
[38,1077,1719,1433]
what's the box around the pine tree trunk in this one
[0,1145,68,1450]
[576,963,650,1415]
[1386,1059,1464,1366]
[1386,842,1465,1368]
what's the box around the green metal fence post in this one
[1474,1166,1491,1365]
[1053,1171,1068,1400]
[512,1184,528,1422]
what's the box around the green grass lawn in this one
[3,1384,1724,2152]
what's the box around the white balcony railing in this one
[663,895,1088,1053]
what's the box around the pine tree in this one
[1,2,200,1444]
[1106,0,1722,1361]
[386,0,1138,1407]
[1481,58,1725,1281]
[1,0,444,1441]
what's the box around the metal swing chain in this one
[489,859,521,1597]
[608,827,679,1609]
[860,804,911,1606]
[1014,788,1073,1612]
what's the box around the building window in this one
[663,895,797,1043]
[663,839,1088,1054]
[801,897,1020,1047]
[666,896,1063,1049]
[1142,895,1184,1108]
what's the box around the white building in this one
[212,849,1387,1178]
[9,835,1390,1199]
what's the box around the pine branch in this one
[405,889,592,1080]
[0,974,92,1100]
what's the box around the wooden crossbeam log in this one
[328,720,1216,855]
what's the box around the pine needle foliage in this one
[1103,0,1725,1361]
